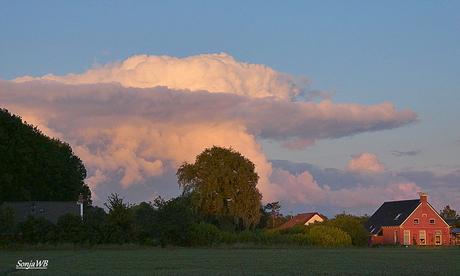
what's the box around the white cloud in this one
[13,53,311,100]
[345,153,386,173]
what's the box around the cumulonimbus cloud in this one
[1,53,419,209]
[13,53,313,100]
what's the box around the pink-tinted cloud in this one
[0,54,419,210]
[268,154,421,213]
[282,139,316,150]
[345,153,386,173]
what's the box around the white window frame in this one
[420,230,426,245]
[404,230,411,245]
[435,231,442,245]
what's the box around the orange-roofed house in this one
[365,193,451,246]
[278,212,324,229]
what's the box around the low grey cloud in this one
[390,150,421,157]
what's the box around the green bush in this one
[287,233,309,245]
[237,229,269,244]
[56,213,84,243]
[16,216,56,244]
[325,214,369,246]
[189,221,225,246]
[81,205,110,245]
[152,196,195,246]
[266,229,290,245]
[307,225,352,246]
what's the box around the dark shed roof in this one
[365,199,420,234]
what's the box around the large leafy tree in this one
[0,108,90,203]
[176,146,262,229]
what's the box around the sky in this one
[1,1,459,217]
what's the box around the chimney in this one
[77,193,84,219]
[419,192,428,203]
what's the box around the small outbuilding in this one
[0,201,81,225]
[450,228,460,245]
[278,212,324,229]
[365,193,451,246]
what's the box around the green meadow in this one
[1,246,460,275]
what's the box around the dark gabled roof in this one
[444,218,459,225]
[0,201,80,224]
[365,199,420,234]
[278,212,323,229]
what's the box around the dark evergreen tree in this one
[0,108,90,203]
[439,205,459,220]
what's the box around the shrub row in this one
[1,217,353,247]
[189,221,352,247]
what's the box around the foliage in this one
[0,206,15,233]
[325,213,369,246]
[81,205,110,244]
[15,215,56,244]
[0,108,90,204]
[279,222,310,235]
[105,193,133,227]
[308,225,352,246]
[287,233,309,245]
[439,205,459,220]
[260,201,283,229]
[177,146,262,229]
[189,221,229,246]
[104,193,134,244]
[131,202,156,244]
[151,195,195,246]
[56,213,85,243]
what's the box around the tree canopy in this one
[0,108,90,203]
[176,146,262,229]
[439,205,459,220]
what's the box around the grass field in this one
[1,245,460,275]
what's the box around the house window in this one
[394,230,399,243]
[435,231,442,245]
[39,209,45,213]
[394,213,402,220]
[404,230,411,245]
[420,230,426,245]
[414,218,419,224]
[429,219,435,224]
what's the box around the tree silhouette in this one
[0,108,90,203]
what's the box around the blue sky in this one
[1,1,459,216]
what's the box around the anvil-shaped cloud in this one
[1,53,419,210]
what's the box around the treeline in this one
[0,193,370,247]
